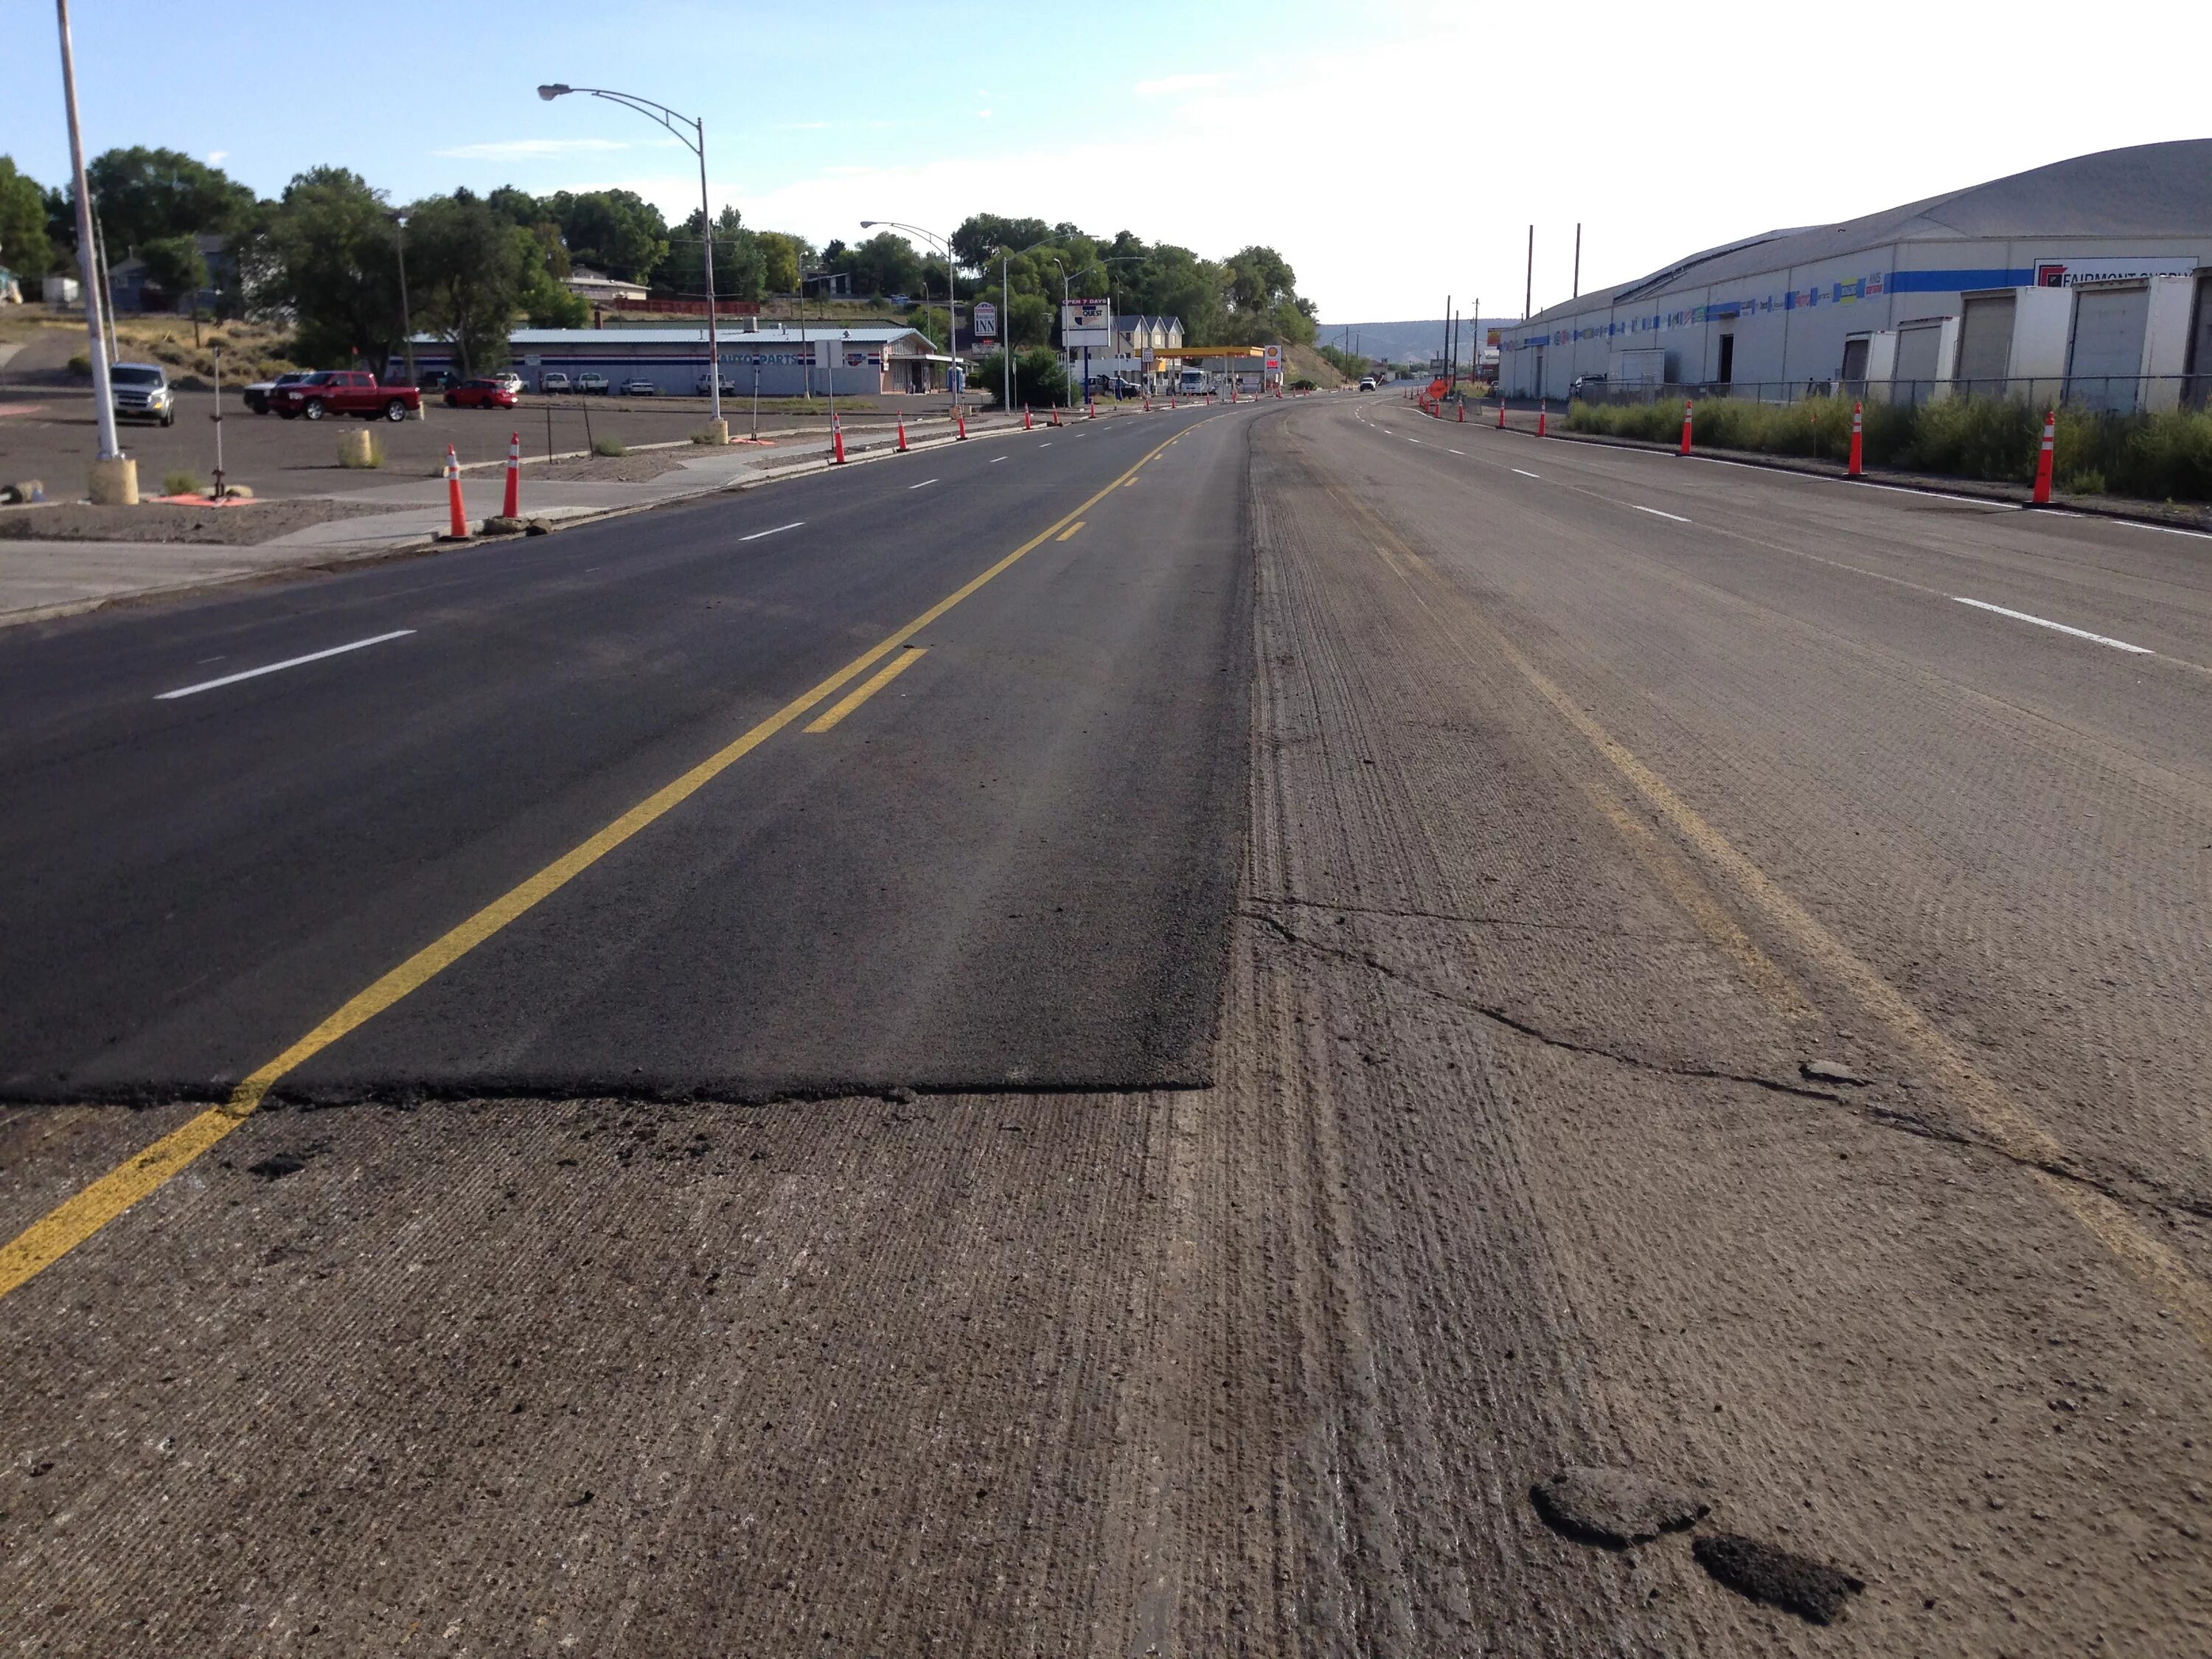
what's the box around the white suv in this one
[111,362,175,425]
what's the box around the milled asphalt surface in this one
[0,403,1245,1101]
[4,389,2211,1655]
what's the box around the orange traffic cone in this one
[444,445,468,538]
[1537,400,1548,438]
[2031,408,2056,504]
[502,431,521,518]
[1848,401,1864,477]
[897,415,908,452]
[1496,399,1506,430]
[1023,405,1033,430]
[957,408,968,440]
[832,415,847,465]
[1456,400,1465,422]
[1678,399,1694,456]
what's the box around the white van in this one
[1178,367,1208,396]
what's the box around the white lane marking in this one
[2110,517,2212,543]
[1951,597,2152,654]
[1447,448,1465,456]
[1632,504,1691,523]
[990,454,1007,464]
[1038,442,1053,448]
[156,630,416,700]
[908,478,940,490]
[1512,467,1540,479]
[738,521,804,543]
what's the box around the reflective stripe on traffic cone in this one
[2032,408,2056,504]
[1537,399,1548,438]
[832,415,847,465]
[897,415,908,452]
[1023,405,1033,430]
[1679,399,1694,456]
[502,431,521,518]
[1848,401,1864,477]
[445,445,468,538]
[1497,399,1506,430]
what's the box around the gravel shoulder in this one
[0,498,400,545]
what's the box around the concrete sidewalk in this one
[0,410,1055,626]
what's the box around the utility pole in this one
[1441,294,1450,380]
[1573,223,1582,299]
[1524,226,1534,320]
[55,0,125,500]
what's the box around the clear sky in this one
[9,0,2208,324]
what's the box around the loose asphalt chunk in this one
[1528,1466,1710,1548]
[1801,1059,1871,1085]
[1691,1531,1865,1624]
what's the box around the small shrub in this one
[691,426,727,445]
[2058,468,2106,495]
[593,435,627,457]
[68,352,90,376]
[161,469,204,497]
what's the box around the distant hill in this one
[1318,319,1515,366]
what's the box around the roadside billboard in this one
[1062,299,1111,347]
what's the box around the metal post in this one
[392,212,422,418]
[211,344,223,498]
[698,116,721,425]
[55,0,119,463]
[1003,249,1012,412]
[1573,223,1581,299]
[1524,225,1534,321]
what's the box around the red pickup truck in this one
[271,370,420,422]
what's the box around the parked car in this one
[1569,372,1607,397]
[270,369,421,422]
[415,369,457,392]
[620,378,658,397]
[488,372,524,394]
[108,363,175,425]
[539,371,571,394]
[576,372,610,394]
[694,370,740,395]
[445,377,520,410]
[243,370,313,414]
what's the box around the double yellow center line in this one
[0,417,1212,1303]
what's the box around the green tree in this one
[406,191,527,376]
[827,229,926,298]
[658,205,762,302]
[951,213,1054,270]
[136,234,209,307]
[264,167,403,367]
[83,145,254,251]
[0,158,52,282]
[757,232,807,295]
[973,345,1069,409]
[549,189,667,281]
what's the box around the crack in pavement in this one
[1245,909,2212,1225]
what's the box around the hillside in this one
[1317,317,1515,366]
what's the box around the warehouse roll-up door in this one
[1955,293,2016,394]
[2067,282,2150,413]
[1894,323,1945,403]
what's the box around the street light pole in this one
[861,220,961,418]
[539,83,720,425]
[389,211,423,418]
[55,0,119,470]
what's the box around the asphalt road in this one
[4,389,2211,1655]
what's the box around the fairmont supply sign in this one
[2034,256,2198,287]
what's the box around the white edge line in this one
[156,630,416,700]
[1447,448,1465,455]
[1631,504,1690,523]
[738,520,804,543]
[908,478,940,490]
[1512,468,1540,479]
[990,454,1007,463]
[1951,597,2152,654]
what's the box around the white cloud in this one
[431,137,634,160]
[1133,72,1224,99]
[206,150,229,166]
[977,109,992,119]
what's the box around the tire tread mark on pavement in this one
[0,417,1218,1304]
[1322,476,2212,1357]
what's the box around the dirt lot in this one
[0,496,396,545]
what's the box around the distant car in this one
[488,372,524,394]
[1358,375,1377,391]
[444,377,520,410]
[1569,372,1607,397]
[539,371,571,394]
[576,372,610,394]
[620,378,658,397]
[694,369,740,395]
[109,362,175,426]
[243,370,312,414]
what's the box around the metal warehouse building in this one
[1502,139,2212,414]
[408,324,951,398]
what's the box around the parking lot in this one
[0,383,959,501]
